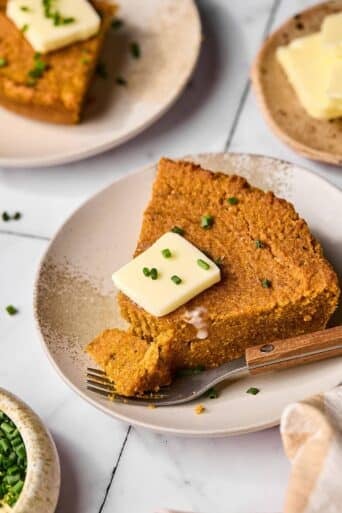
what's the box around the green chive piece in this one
[197,259,210,270]
[161,248,172,258]
[2,212,10,222]
[255,240,265,249]
[20,5,30,11]
[6,305,18,316]
[200,215,214,229]
[171,226,184,236]
[21,24,29,32]
[206,387,219,399]
[116,76,127,86]
[261,278,272,288]
[142,267,150,277]
[171,275,182,285]
[150,268,158,280]
[227,196,238,205]
[13,212,21,221]
[0,58,8,68]
[246,387,260,395]
[111,18,123,30]
[96,62,108,79]
[130,41,141,59]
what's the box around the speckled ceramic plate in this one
[0,0,201,168]
[34,153,342,437]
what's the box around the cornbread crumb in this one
[147,404,156,409]
[195,404,205,415]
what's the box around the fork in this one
[87,326,342,406]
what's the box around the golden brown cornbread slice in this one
[251,1,342,165]
[118,158,340,369]
[0,0,115,124]
[86,329,173,397]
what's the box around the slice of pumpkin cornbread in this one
[86,329,173,397]
[0,0,115,124]
[117,158,340,369]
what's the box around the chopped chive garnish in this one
[150,268,158,280]
[116,76,127,86]
[43,0,75,26]
[200,215,214,229]
[6,305,18,316]
[27,53,48,83]
[161,248,172,258]
[246,387,260,395]
[206,387,219,399]
[227,196,238,205]
[255,240,265,249]
[171,275,182,285]
[171,226,184,236]
[21,24,29,32]
[143,267,151,277]
[20,5,30,11]
[0,58,8,68]
[130,41,141,59]
[96,62,108,79]
[2,212,21,222]
[197,259,210,270]
[261,279,272,288]
[0,411,27,507]
[81,57,91,65]
[111,18,123,30]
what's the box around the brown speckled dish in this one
[34,153,342,437]
[0,388,60,513]
[251,1,342,165]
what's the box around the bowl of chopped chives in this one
[0,388,60,513]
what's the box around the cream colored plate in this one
[0,0,201,168]
[34,153,342,437]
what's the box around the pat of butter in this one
[322,12,342,54]
[276,33,342,119]
[328,63,342,99]
[112,233,221,317]
[6,0,100,54]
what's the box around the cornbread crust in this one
[118,158,340,369]
[86,329,173,397]
[0,0,115,124]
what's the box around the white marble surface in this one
[0,1,340,512]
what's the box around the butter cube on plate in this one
[328,62,342,99]
[276,33,342,119]
[112,233,221,317]
[322,12,342,54]
[7,0,101,54]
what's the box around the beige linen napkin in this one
[156,386,342,513]
[281,385,342,513]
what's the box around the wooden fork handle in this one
[246,326,342,375]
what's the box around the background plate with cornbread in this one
[34,153,342,437]
[0,0,201,167]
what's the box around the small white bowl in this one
[0,388,60,513]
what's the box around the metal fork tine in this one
[87,372,111,385]
[86,379,115,391]
[87,367,106,376]
[87,385,114,398]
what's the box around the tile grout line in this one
[98,426,132,513]
[0,229,51,242]
[223,0,283,151]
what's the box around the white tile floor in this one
[0,1,340,512]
